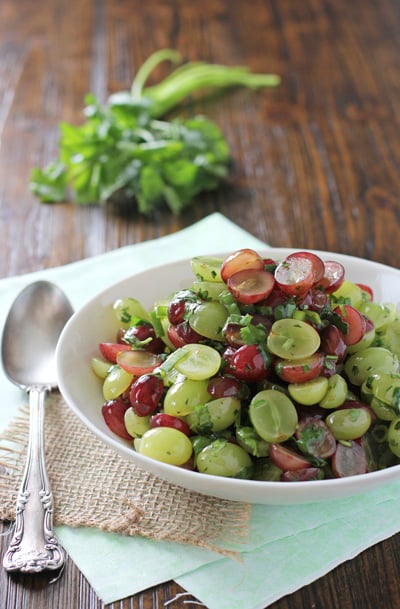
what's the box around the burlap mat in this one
[0,393,251,557]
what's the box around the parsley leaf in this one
[30,49,280,214]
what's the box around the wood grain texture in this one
[0,0,399,607]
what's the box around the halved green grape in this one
[163,378,211,416]
[378,318,400,358]
[388,417,400,457]
[326,407,372,441]
[361,372,400,421]
[249,389,298,443]
[369,396,399,421]
[103,365,133,401]
[343,347,400,386]
[190,256,223,282]
[319,374,348,409]
[124,408,151,438]
[359,301,396,331]
[331,280,364,308]
[188,302,228,341]
[113,297,149,326]
[191,280,226,301]
[267,318,321,360]
[362,376,399,420]
[366,372,400,408]
[186,396,241,434]
[91,356,111,379]
[138,427,193,465]
[196,439,253,478]
[288,376,329,406]
[174,344,221,380]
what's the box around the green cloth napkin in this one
[177,480,400,609]
[1,213,399,608]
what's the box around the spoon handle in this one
[3,386,65,573]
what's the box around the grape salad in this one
[91,248,400,482]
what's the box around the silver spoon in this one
[1,280,73,573]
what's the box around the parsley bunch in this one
[30,49,280,214]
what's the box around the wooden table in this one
[1,0,399,607]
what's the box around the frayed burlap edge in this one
[0,394,251,558]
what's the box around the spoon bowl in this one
[1,281,73,573]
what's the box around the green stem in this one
[143,62,281,117]
[131,48,182,98]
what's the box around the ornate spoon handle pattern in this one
[3,386,64,573]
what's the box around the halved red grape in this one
[99,342,132,363]
[227,269,275,304]
[102,398,132,440]
[332,304,367,345]
[274,256,315,298]
[275,352,325,383]
[296,416,337,459]
[281,467,323,482]
[286,252,325,284]
[220,248,264,282]
[318,261,345,293]
[150,412,191,437]
[269,443,312,471]
[116,350,163,375]
[356,283,374,300]
[331,440,368,477]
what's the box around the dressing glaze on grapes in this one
[91,248,400,481]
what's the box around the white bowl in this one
[56,249,400,505]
